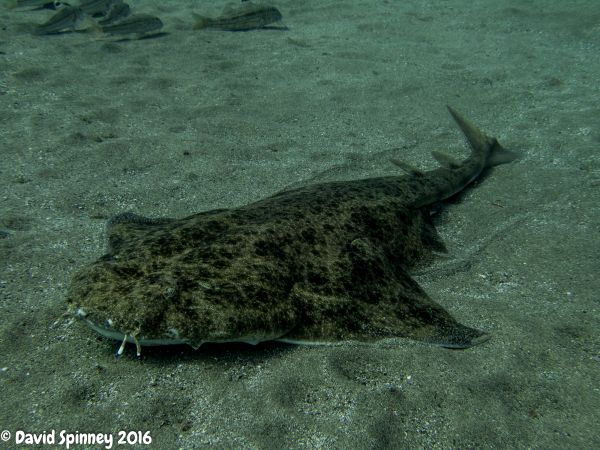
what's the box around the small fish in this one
[34,5,84,35]
[100,13,163,36]
[193,3,283,31]
[97,0,130,26]
[8,0,60,10]
[79,0,116,17]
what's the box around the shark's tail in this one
[447,106,519,168]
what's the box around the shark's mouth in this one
[72,307,299,356]
[74,307,190,356]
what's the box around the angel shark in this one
[67,107,517,355]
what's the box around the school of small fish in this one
[8,0,285,38]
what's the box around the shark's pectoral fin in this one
[384,275,490,349]
[284,275,489,349]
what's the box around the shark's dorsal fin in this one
[431,151,461,169]
[390,158,424,176]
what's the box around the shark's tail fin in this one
[447,106,519,168]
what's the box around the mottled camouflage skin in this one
[67,108,516,349]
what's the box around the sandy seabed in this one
[1,0,599,448]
